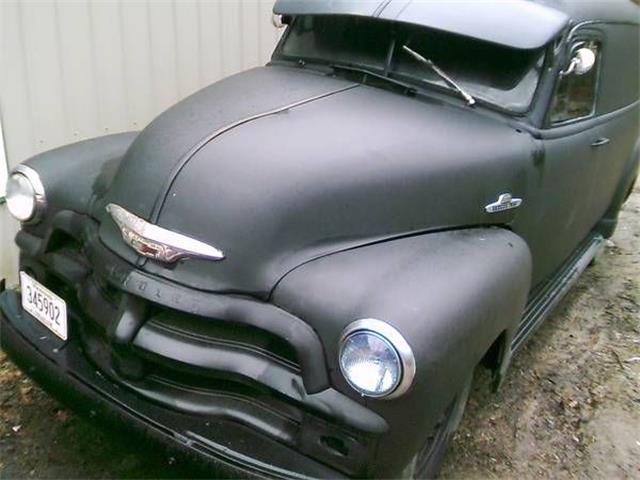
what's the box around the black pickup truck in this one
[2,0,638,478]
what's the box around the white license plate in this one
[20,272,68,341]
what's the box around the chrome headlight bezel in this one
[5,165,47,223]
[339,318,416,399]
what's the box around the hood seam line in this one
[147,83,360,224]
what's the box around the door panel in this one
[589,102,640,221]
[588,22,639,220]
[513,124,601,286]
[513,31,607,287]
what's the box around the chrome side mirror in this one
[562,47,596,76]
[271,14,285,29]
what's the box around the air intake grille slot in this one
[147,308,300,370]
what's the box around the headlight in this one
[5,165,46,223]
[339,319,416,399]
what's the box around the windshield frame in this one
[273,15,549,117]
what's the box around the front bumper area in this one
[0,289,346,479]
[2,212,388,477]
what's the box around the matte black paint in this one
[23,132,137,235]
[142,75,531,294]
[0,294,342,479]
[273,228,532,475]
[3,0,639,477]
[274,0,569,50]
[16,214,334,394]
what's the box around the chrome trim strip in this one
[149,84,360,222]
[12,165,47,224]
[339,318,416,400]
[106,203,225,263]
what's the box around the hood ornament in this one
[485,193,523,214]
[106,204,225,263]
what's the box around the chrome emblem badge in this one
[485,193,523,214]
[106,204,225,263]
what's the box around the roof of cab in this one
[535,0,639,25]
[273,0,639,50]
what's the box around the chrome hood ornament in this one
[106,204,225,263]
[485,193,523,214]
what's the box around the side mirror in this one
[271,14,285,29]
[562,47,596,76]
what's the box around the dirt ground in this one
[1,186,638,479]
[443,184,640,479]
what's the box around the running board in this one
[511,233,605,353]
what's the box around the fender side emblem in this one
[106,204,225,263]
[485,193,523,214]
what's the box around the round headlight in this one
[5,166,46,223]
[339,319,416,399]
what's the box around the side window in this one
[549,41,600,124]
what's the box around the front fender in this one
[22,132,138,231]
[272,227,531,476]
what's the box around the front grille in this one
[144,308,300,371]
[16,216,383,477]
[71,284,374,477]
[21,245,303,385]
[68,269,305,387]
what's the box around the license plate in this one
[20,272,68,341]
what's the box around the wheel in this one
[402,373,473,479]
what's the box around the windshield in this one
[278,15,546,112]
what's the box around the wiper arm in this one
[329,63,418,94]
[402,45,476,106]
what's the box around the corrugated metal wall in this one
[0,0,281,282]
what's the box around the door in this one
[586,23,640,222]
[515,36,603,286]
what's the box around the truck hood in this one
[99,65,532,296]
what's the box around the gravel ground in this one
[1,185,638,479]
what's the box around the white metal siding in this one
[0,0,281,282]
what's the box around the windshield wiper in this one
[401,45,476,106]
[329,63,418,94]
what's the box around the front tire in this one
[402,373,473,479]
